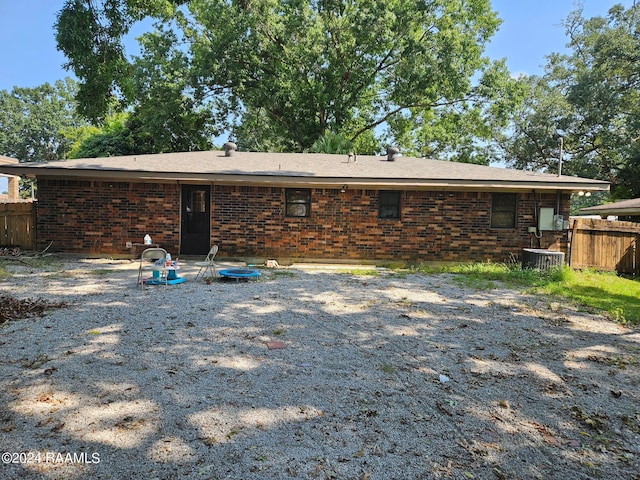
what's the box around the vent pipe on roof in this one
[224,142,237,157]
[386,146,400,161]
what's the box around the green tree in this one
[503,3,640,197]
[309,132,354,154]
[500,74,573,173]
[184,0,513,153]
[55,0,188,121]
[56,0,520,158]
[67,113,133,158]
[0,78,88,162]
[129,29,215,153]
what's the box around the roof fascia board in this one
[26,169,610,193]
[580,208,640,215]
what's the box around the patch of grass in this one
[427,262,640,325]
[346,268,380,277]
[0,264,11,280]
[537,269,640,325]
[381,363,395,374]
[91,268,115,276]
[21,256,62,270]
[0,255,62,275]
[268,269,296,277]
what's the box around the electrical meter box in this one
[538,207,555,231]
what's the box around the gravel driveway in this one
[1,257,639,480]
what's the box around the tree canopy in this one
[0,78,88,162]
[502,3,640,198]
[56,0,520,161]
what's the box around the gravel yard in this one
[0,257,639,480]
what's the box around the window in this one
[379,191,401,219]
[286,189,311,217]
[191,190,206,213]
[491,193,517,228]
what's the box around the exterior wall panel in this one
[36,179,569,262]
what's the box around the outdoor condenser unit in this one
[522,249,565,270]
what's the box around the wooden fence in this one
[0,202,36,250]
[570,217,640,275]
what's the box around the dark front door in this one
[181,185,211,255]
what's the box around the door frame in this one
[180,184,211,255]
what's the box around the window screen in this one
[491,193,517,228]
[379,191,401,219]
[286,189,311,217]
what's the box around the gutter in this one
[0,166,611,194]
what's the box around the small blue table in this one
[219,269,261,281]
[144,268,185,285]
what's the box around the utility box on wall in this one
[538,207,555,231]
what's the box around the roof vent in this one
[386,146,400,161]
[223,142,237,157]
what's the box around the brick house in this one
[0,149,609,263]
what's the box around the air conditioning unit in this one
[522,248,565,270]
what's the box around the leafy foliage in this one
[67,113,132,158]
[502,4,640,197]
[0,79,88,162]
[55,0,522,158]
[309,132,354,155]
[55,0,188,121]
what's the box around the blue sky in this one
[0,0,634,90]
[0,0,635,191]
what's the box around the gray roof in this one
[0,150,610,192]
[579,198,640,216]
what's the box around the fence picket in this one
[0,202,36,250]
[570,218,640,275]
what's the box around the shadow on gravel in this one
[0,263,638,479]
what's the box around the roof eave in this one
[579,207,640,216]
[2,167,610,192]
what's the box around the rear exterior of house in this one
[0,150,609,263]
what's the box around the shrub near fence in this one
[570,217,640,275]
[0,202,36,250]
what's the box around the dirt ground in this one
[0,257,639,480]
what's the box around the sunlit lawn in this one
[539,269,640,325]
[421,263,640,325]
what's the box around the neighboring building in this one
[0,149,609,263]
[0,156,21,202]
[579,198,640,223]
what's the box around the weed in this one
[381,363,395,374]
[0,264,11,280]
[91,269,115,276]
[269,270,296,278]
[620,411,640,433]
[346,269,380,277]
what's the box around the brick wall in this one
[36,179,568,262]
[37,179,181,254]
[211,186,568,262]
